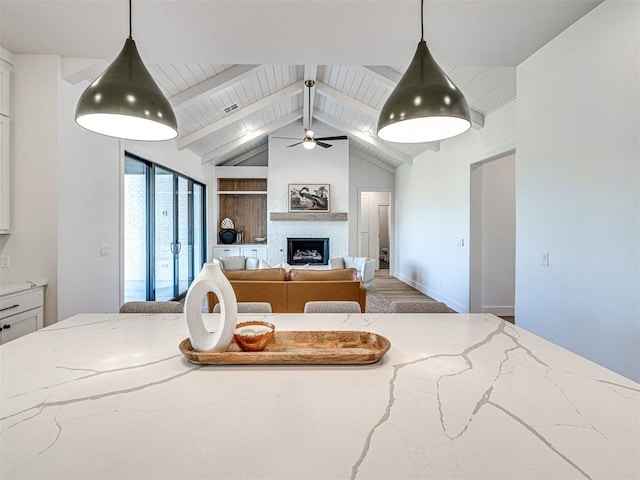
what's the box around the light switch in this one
[542,252,549,266]
[0,254,10,268]
[100,245,110,257]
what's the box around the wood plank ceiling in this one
[146,62,516,168]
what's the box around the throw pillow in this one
[218,256,246,271]
[258,259,272,269]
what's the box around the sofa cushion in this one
[289,268,357,282]
[224,268,287,281]
[218,256,247,271]
[286,280,366,313]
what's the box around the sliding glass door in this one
[124,153,206,302]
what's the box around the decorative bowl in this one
[254,237,266,243]
[233,321,275,352]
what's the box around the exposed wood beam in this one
[360,65,485,130]
[315,81,379,119]
[316,81,439,152]
[61,58,107,84]
[470,109,485,130]
[169,64,262,110]
[303,65,317,130]
[178,82,302,150]
[221,144,268,166]
[202,110,303,165]
[314,112,413,166]
[360,65,401,87]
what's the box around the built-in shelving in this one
[217,177,267,245]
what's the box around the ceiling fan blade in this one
[316,141,333,149]
[272,136,301,140]
[314,135,348,141]
[287,141,303,147]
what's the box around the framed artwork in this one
[289,184,330,212]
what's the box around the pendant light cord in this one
[420,0,424,41]
[129,0,133,39]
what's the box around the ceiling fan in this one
[273,80,348,150]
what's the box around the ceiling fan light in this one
[302,138,316,150]
[377,40,471,143]
[75,38,178,141]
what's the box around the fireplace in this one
[287,238,330,265]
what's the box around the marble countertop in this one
[0,280,47,296]
[1,312,638,479]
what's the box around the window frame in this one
[123,151,207,302]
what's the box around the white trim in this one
[481,306,515,316]
[395,272,468,313]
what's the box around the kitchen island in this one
[1,312,638,479]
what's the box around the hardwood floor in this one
[369,270,516,324]
[370,269,437,303]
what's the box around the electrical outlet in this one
[100,245,110,257]
[542,252,549,266]
[0,254,10,268]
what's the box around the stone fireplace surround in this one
[267,123,349,266]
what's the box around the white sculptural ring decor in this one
[184,260,238,352]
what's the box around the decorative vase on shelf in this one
[184,260,238,352]
[218,229,237,244]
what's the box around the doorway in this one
[358,190,392,271]
[469,152,516,318]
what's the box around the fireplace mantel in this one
[270,212,347,221]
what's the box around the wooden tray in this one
[179,330,391,365]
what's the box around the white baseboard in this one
[394,273,467,313]
[481,306,514,316]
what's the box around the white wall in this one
[394,101,516,312]
[515,0,639,381]
[3,54,209,324]
[267,122,349,265]
[469,153,516,315]
[1,55,60,324]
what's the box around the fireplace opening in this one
[287,238,330,265]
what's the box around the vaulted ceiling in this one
[0,0,603,169]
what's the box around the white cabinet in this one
[0,57,11,233]
[241,246,267,261]
[0,115,9,232]
[0,286,45,344]
[0,59,10,117]
[212,246,241,259]
[211,245,267,262]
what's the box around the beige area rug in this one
[366,270,437,313]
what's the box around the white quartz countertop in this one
[1,313,638,479]
[0,280,47,296]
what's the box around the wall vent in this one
[223,103,239,114]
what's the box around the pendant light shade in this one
[75,2,177,141]
[377,2,471,143]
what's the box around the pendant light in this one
[75,0,177,141]
[377,0,471,143]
